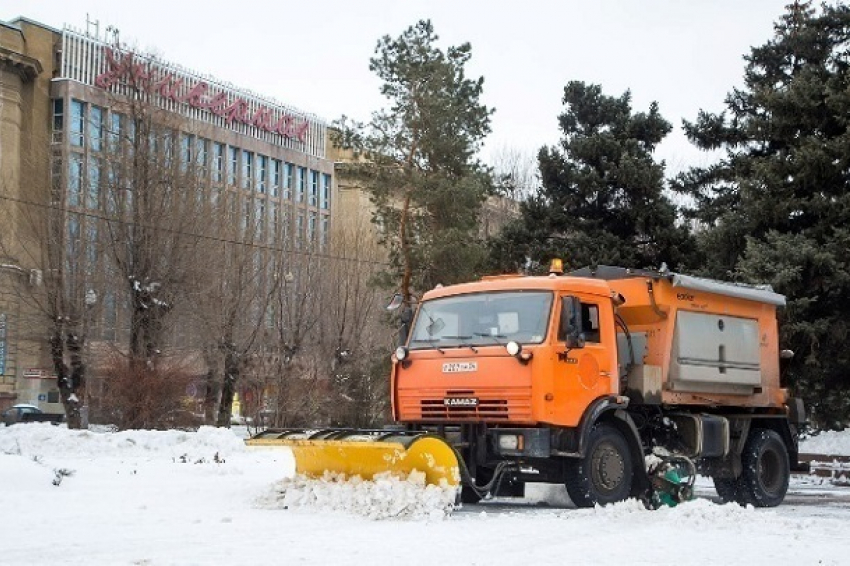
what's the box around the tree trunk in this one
[399,190,413,303]
[50,325,85,429]
[203,369,218,425]
[216,348,239,428]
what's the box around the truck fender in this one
[574,396,628,455]
[576,396,650,497]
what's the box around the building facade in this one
[0,17,336,412]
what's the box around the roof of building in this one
[6,16,62,34]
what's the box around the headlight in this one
[498,434,521,451]
[395,346,408,361]
[506,341,521,357]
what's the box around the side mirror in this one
[398,305,414,347]
[559,296,585,349]
[386,293,404,311]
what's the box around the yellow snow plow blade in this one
[246,430,460,487]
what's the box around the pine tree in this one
[674,2,850,427]
[489,82,692,274]
[335,20,493,303]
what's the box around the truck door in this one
[552,296,614,426]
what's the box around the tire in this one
[738,428,790,508]
[565,423,633,507]
[713,477,742,503]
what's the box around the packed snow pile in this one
[0,422,247,461]
[261,470,458,520]
[801,428,850,455]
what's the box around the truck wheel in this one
[739,429,790,507]
[712,477,742,503]
[565,423,633,507]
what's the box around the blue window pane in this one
[321,174,331,210]
[89,106,103,151]
[284,163,293,200]
[87,159,99,209]
[309,170,319,207]
[297,167,306,202]
[70,100,84,147]
[69,154,83,207]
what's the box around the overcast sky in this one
[5,1,790,174]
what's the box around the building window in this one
[67,216,81,263]
[255,198,266,240]
[69,154,83,207]
[108,113,122,151]
[271,160,281,198]
[70,100,84,147]
[86,222,98,267]
[52,99,64,142]
[320,216,329,249]
[284,163,294,200]
[321,174,331,210]
[213,143,224,183]
[242,150,253,190]
[297,167,307,202]
[87,159,100,210]
[228,146,238,186]
[269,201,279,243]
[161,129,174,168]
[308,211,317,243]
[106,164,118,214]
[257,155,267,194]
[196,138,208,172]
[180,134,193,171]
[126,118,136,157]
[295,211,304,249]
[210,185,222,207]
[309,170,319,207]
[89,105,104,151]
[242,199,251,232]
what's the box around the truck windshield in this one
[409,291,553,350]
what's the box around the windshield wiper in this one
[442,335,478,353]
[410,338,445,354]
[473,332,507,346]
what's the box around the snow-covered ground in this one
[801,429,850,455]
[2,424,849,566]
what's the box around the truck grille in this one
[405,389,532,422]
[421,398,509,420]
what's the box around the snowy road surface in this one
[1,424,848,566]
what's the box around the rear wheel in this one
[713,477,742,503]
[565,423,633,507]
[738,428,790,507]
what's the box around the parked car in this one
[1,404,64,426]
[2,404,43,426]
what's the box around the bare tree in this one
[99,88,210,370]
[193,187,280,427]
[319,212,392,427]
[488,144,540,201]
[0,136,95,428]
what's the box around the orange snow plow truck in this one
[248,264,807,507]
